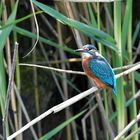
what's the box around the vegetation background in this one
[0,0,140,140]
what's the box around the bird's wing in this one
[89,58,115,88]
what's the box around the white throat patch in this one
[82,52,92,59]
[81,51,103,59]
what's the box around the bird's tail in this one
[113,79,117,95]
[113,87,117,96]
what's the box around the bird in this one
[75,44,117,95]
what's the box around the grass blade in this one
[0,11,43,30]
[39,109,86,140]
[114,0,125,133]
[0,0,19,137]
[13,26,76,55]
[127,2,138,138]
[132,21,140,46]
[0,0,19,51]
[134,72,140,83]
[32,0,118,52]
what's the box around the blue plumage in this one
[89,58,116,95]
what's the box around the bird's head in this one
[75,44,99,59]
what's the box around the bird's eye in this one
[88,47,93,51]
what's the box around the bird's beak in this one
[75,48,85,52]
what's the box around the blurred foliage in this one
[0,0,140,140]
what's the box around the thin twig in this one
[20,61,140,71]
[31,16,42,137]
[115,63,140,79]
[114,112,140,140]
[19,62,140,76]
[125,127,140,140]
[3,53,38,140]
[35,6,58,37]
[35,58,82,65]
[133,41,140,63]
[14,84,38,140]
[3,42,19,140]
[95,93,115,139]
[19,63,86,75]
[39,42,65,100]
[23,0,39,57]
[82,102,99,140]
[113,61,140,71]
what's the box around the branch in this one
[3,42,18,140]
[14,84,38,140]
[113,62,140,71]
[115,62,140,79]
[19,63,86,75]
[19,61,140,76]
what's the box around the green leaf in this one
[132,21,140,46]
[39,110,87,140]
[125,90,140,107]
[0,0,18,115]
[87,3,97,28]
[13,26,77,55]
[0,52,6,116]
[134,71,140,83]
[32,0,118,53]
[0,0,19,135]
[122,0,132,60]
[0,0,19,51]
[122,0,132,49]
[0,11,43,30]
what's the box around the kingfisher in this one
[75,44,117,95]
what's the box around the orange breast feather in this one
[82,58,107,89]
